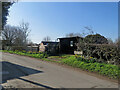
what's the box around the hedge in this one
[77,43,119,65]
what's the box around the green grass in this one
[1,50,48,59]
[1,50,119,79]
[61,55,120,79]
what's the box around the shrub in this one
[77,43,119,65]
[61,56,120,79]
[84,34,108,44]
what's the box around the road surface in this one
[0,53,118,89]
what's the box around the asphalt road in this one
[0,53,118,89]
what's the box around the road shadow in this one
[1,61,56,89]
[18,77,56,90]
[1,61,43,84]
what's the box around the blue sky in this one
[7,2,118,43]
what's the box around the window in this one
[70,41,73,47]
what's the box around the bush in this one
[46,43,59,55]
[84,34,108,44]
[61,56,120,79]
[77,43,119,65]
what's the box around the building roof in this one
[41,41,59,45]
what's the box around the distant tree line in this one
[43,36,51,41]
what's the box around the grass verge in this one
[1,50,48,59]
[1,50,119,79]
[60,56,120,79]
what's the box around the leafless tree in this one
[66,33,82,37]
[84,26,94,34]
[80,26,94,37]
[14,21,30,46]
[2,25,17,46]
[43,36,51,41]
[27,39,33,45]
[2,21,31,47]
[66,26,94,38]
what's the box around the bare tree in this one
[43,36,51,41]
[65,26,94,38]
[20,21,30,43]
[27,39,33,46]
[14,21,30,46]
[84,26,94,34]
[2,25,17,46]
[66,33,74,37]
[66,33,82,37]
[81,26,94,37]
[2,21,31,47]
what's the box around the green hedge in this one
[77,44,119,65]
[61,56,120,79]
